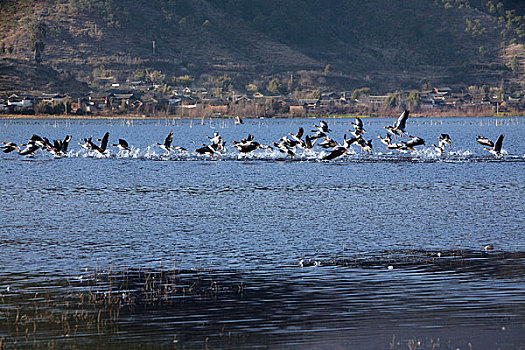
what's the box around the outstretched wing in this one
[100,132,110,152]
[296,127,304,139]
[396,110,409,129]
[119,139,129,148]
[164,130,174,148]
[494,134,504,152]
[476,136,494,148]
[62,135,72,153]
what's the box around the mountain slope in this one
[0,0,523,94]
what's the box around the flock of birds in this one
[1,110,507,159]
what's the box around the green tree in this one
[52,101,66,114]
[384,93,399,109]
[407,90,421,109]
[30,20,47,63]
[201,19,212,32]
[351,87,370,101]
[510,55,519,74]
[216,74,232,96]
[408,90,421,103]
[267,78,283,94]
[133,70,145,81]
[307,89,321,99]
[478,45,488,57]
[420,78,431,90]
[171,75,195,87]
[246,83,258,92]
[36,102,52,114]
[147,70,166,84]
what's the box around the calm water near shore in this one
[0,116,524,348]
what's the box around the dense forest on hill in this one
[0,0,524,95]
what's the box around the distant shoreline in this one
[0,112,523,120]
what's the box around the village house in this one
[368,95,388,110]
[202,98,228,115]
[433,87,452,95]
[38,93,66,104]
[289,105,306,116]
[142,96,170,114]
[111,93,138,109]
[507,96,524,109]
[68,94,89,114]
[88,92,110,109]
[179,95,199,109]
[298,99,320,113]
[6,94,35,111]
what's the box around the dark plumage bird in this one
[1,142,19,153]
[61,135,72,154]
[312,120,331,134]
[378,134,392,146]
[310,130,327,140]
[401,136,425,151]
[304,135,316,149]
[28,134,45,147]
[232,134,265,154]
[385,110,409,137]
[483,134,504,156]
[323,145,347,160]
[195,143,220,157]
[273,141,295,158]
[438,134,452,148]
[347,117,366,137]
[318,137,337,149]
[278,136,300,149]
[432,134,451,154]
[156,130,174,154]
[19,142,40,156]
[89,132,110,156]
[112,138,131,152]
[289,127,304,141]
[46,135,72,157]
[356,137,373,153]
[79,137,92,151]
[323,135,354,160]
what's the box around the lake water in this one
[0,116,524,349]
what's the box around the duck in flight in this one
[347,117,366,137]
[112,138,131,152]
[476,136,494,148]
[323,135,354,160]
[1,142,20,153]
[156,130,174,154]
[89,132,110,156]
[400,136,425,152]
[47,135,72,157]
[378,134,392,147]
[432,134,451,154]
[482,134,504,156]
[385,110,410,137]
[18,141,40,156]
[312,120,331,134]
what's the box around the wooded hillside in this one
[0,0,524,94]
